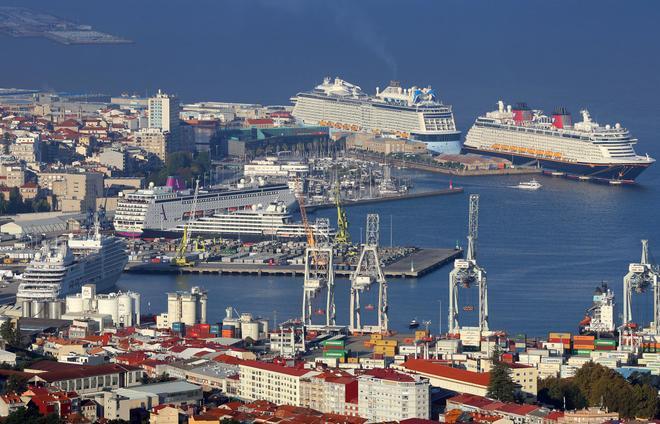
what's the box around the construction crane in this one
[623,240,660,334]
[174,180,199,267]
[295,184,315,248]
[448,194,488,333]
[350,214,388,333]
[334,184,350,245]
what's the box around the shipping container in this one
[549,332,571,339]
[370,333,383,341]
[573,335,595,341]
[375,339,397,347]
[594,339,617,346]
[323,350,347,358]
[323,345,346,351]
[575,349,593,356]
[322,340,346,347]
[210,325,221,334]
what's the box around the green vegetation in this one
[486,349,516,402]
[538,362,659,418]
[0,187,50,214]
[3,374,28,394]
[145,151,210,186]
[0,320,22,348]
[4,405,63,424]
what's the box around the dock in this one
[124,248,462,279]
[306,188,463,211]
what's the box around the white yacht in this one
[512,179,542,190]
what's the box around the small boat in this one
[578,176,591,181]
[365,304,375,311]
[551,171,565,177]
[511,179,542,190]
[315,309,326,316]
[409,319,420,329]
[609,180,623,185]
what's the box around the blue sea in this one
[2,0,659,336]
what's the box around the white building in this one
[148,90,179,133]
[64,284,141,328]
[357,369,430,422]
[243,157,309,178]
[157,287,207,327]
[238,360,319,405]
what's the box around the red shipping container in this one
[323,345,345,351]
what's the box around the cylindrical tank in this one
[167,293,181,323]
[131,293,141,326]
[48,301,63,319]
[241,322,260,341]
[65,295,84,314]
[117,295,133,327]
[22,300,32,318]
[181,297,197,326]
[200,297,207,324]
[97,295,118,323]
[32,301,45,318]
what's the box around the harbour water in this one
[118,167,660,337]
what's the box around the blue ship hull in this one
[462,147,652,182]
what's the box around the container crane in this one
[334,184,350,245]
[448,194,488,333]
[623,240,660,334]
[173,180,199,267]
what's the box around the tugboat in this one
[409,319,420,329]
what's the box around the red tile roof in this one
[364,368,415,383]
[402,359,490,386]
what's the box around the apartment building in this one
[238,360,319,405]
[357,368,430,422]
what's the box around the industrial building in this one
[157,287,207,327]
[63,284,141,329]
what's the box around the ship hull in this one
[462,147,652,182]
[135,228,309,243]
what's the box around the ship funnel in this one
[166,176,186,191]
[512,102,532,123]
[552,107,572,129]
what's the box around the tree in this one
[0,320,22,348]
[3,374,28,394]
[4,404,64,424]
[538,376,587,410]
[486,348,516,402]
[1,133,10,155]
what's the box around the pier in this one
[306,188,463,211]
[124,247,462,279]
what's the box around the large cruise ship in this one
[463,101,654,182]
[173,201,334,242]
[16,228,128,304]
[113,179,296,238]
[292,77,461,153]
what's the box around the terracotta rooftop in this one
[402,359,490,386]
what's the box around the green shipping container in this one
[322,340,346,347]
[575,349,592,356]
[323,350,347,358]
[594,339,616,346]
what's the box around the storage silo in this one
[181,293,197,326]
[241,321,260,341]
[48,301,63,319]
[65,295,85,314]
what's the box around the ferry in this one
[173,201,334,242]
[292,77,461,154]
[16,226,128,305]
[113,177,296,238]
[511,179,542,190]
[463,101,654,183]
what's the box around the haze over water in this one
[3,0,660,336]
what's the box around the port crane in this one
[334,184,350,245]
[296,178,336,327]
[174,180,199,267]
[622,240,660,335]
[448,194,488,333]
[349,214,388,333]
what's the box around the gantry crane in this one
[448,194,488,333]
[350,214,388,333]
[296,178,335,327]
[174,180,199,267]
[334,184,350,245]
[623,240,660,334]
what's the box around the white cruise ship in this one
[174,201,333,242]
[16,229,128,303]
[113,178,296,238]
[463,101,654,182]
[292,77,461,153]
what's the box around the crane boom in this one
[174,180,199,267]
[295,180,315,248]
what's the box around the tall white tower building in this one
[148,89,180,133]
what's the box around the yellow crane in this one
[335,184,350,244]
[173,180,200,267]
[295,181,315,248]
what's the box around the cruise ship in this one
[173,201,334,242]
[113,178,296,238]
[292,77,461,153]
[463,101,654,182]
[16,228,128,304]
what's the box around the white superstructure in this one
[176,201,332,241]
[113,180,296,237]
[292,77,461,153]
[582,283,615,333]
[463,101,654,181]
[243,157,309,178]
[16,230,128,304]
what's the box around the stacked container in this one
[548,332,572,351]
[210,324,221,336]
[172,322,185,336]
[415,330,430,341]
[373,339,398,357]
[322,339,347,360]
[573,335,595,352]
[513,334,526,353]
[222,324,236,338]
[594,338,616,351]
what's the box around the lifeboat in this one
[350,124,358,131]
[579,315,591,326]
